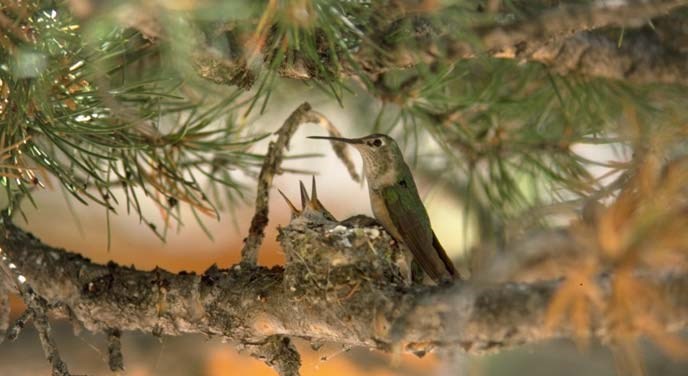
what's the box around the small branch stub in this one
[107,328,124,372]
[244,335,301,376]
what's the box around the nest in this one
[276,179,407,304]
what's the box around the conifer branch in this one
[187,0,688,86]
[517,31,688,86]
[0,219,686,367]
[477,0,688,50]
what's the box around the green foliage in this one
[0,2,265,237]
[1,0,687,242]
[372,56,688,235]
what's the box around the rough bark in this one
[1,218,687,359]
[489,29,688,86]
[189,0,688,87]
[477,0,688,49]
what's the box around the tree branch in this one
[0,218,686,359]
[470,0,688,85]
[456,0,688,86]
[481,23,688,86]
[477,0,688,50]
[189,0,688,87]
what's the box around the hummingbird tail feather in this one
[432,231,458,279]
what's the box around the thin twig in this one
[34,307,71,376]
[240,103,355,264]
[241,102,313,264]
[0,230,71,376]
[106,328,125,372]
[5,308,33,342]
[0,278,8,344]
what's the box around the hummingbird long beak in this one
[308,136,363,144]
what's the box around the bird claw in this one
[278,176,337,222]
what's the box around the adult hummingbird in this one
[309,133,457,284]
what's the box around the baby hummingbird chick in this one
[309,134,457,284]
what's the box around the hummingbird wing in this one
[381,183,457,283]
[432,230,458,277]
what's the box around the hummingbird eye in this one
[372,139,382,147]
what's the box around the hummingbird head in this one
[309,133,404,186]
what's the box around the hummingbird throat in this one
[360,149,398,189]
